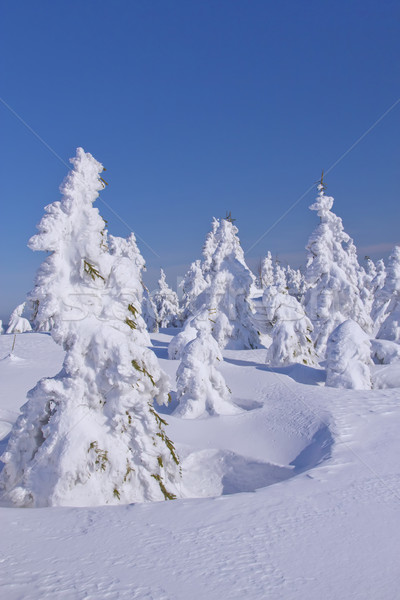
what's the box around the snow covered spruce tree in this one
[0,148,181,507]
[174,310,240,418]
[377,246,400,342]
[180,259,208,322]
[304,178,372,356]
[169,216,260,356]
[370,258,388,333]
[153,269,181,328]
[260,251,275,288]
[6,302,32,334]
[202,217,219,283]
[326,320,372,390]
[200,216,260,349]
[285,265,306,303]
[264,284,317,367]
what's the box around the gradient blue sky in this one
[1,0,399,321]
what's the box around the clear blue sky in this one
[1,0,399,321]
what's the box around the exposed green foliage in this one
[83,260,105,282]
[151,474,176,501]
[125,318,137,330]
[88,441,108,471]
[131,360,155,386]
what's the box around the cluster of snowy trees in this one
[1,150,399,507]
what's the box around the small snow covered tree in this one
[153,269,180,328]
[326,320,372,389]
[260,251,274,288]
[0,320,3,334]
[264,286,317,367]
[304,180,372,356]
[174,310,240,418]
[377,247,400,342]
[0,148,181,507]
[180,260,208,322]
[6,303,32,334]
[142,286,159,333]
[285,266,306,303]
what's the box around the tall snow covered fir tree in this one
[174,310,240,418]
[169,216,260,356]
[304,179,372,356]
[198,217,260,349]
[0,148,181,507]
[152,269,181,328]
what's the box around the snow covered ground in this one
[0,331,400,599]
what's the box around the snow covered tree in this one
[174,311,240,418]
[200,217,260,349]
[0,148,181,507]
[168,319,197,360]
[370,259,388,333]
[377,247,400,342]
[304,181,372,356]
[202,217,219,283]
[285,266,306,303]
[326,320,372,389]
[264,286,317,367]
[260,251,274,288]
[0,320,3,334]
[364,257,377,289]
[6,303,32,334]
[142,288,159,333]
[153,269,180,328]
[274,262,287,293]
[180,260,208,322]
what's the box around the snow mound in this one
[180,422,333,498]
[371,339,400,364]
[181,449,293,497]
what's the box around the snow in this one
[1,331,400,598]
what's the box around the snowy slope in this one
[0,332,400,599]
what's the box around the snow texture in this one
[1,331,400,599]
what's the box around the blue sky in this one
[0,0,399,320]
